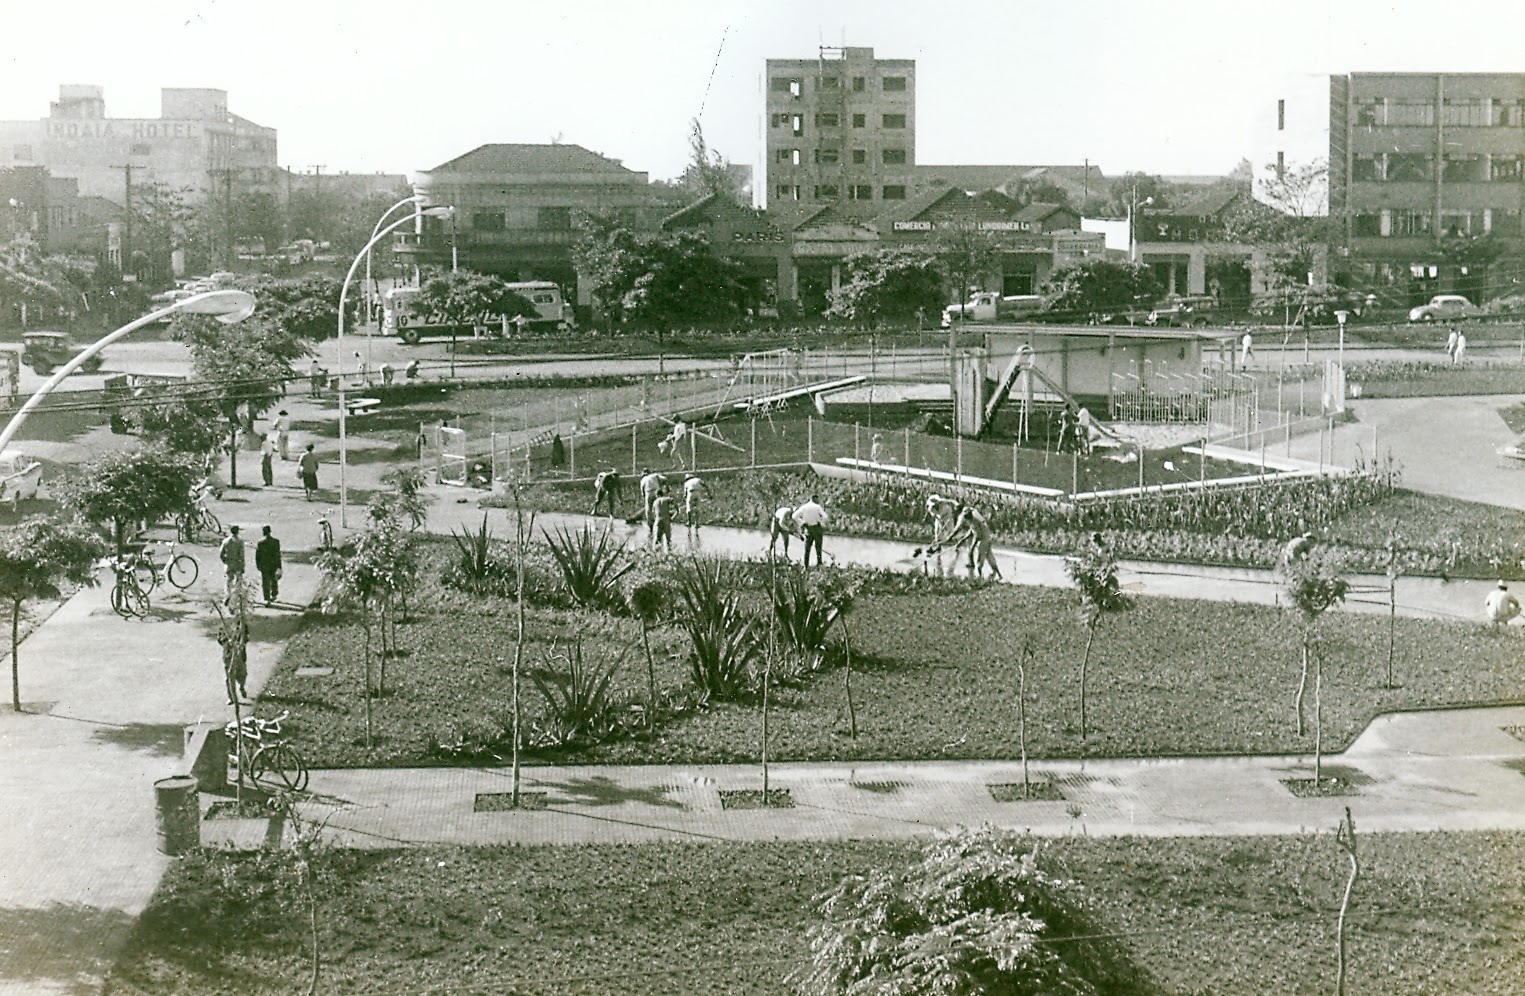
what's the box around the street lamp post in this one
[1335,309,1349,372]
[0,290,258,455]
[1128,186,1154,264]
[363,194,427,343]
[336,207,452,528]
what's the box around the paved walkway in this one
[0,398,1521,993]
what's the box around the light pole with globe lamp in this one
[363,194,427,341]
[335,206,453,528]
[0,289,258,454]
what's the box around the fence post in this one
[569,431,576,481]
[854,422,861,463]
[1071,452,1078,496]
[1318,422,1325,475]
[751,417,757,468]
[956,432,963,483]
[1260,438,1267,478]
[904,427,910,469]
[1138,443,1145,491]
[1199,436,1207,483]
[689,428,697,472]
[1013,441,1019,493]
[808,416,814,464]
[491,431,497,484]
[631,423,637,475]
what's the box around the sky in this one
[4,0,1525,184]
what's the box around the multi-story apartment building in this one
[763,47,917,221]
[1329,73,1525,300]
[0,85,280,207]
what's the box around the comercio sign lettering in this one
[892,220,1034,232]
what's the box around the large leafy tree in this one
[1041,258,1161,320]
[120,392,228,457]
[227,273,344,342]
[1227,158,1329,317]
[412,267,538,332]
[56,446,200,551]
[574,223,747,329]
[930,219,1004,306]
[130,180,211,281]
[1112,171,1173,213]
[172,314,294,486]
[0,516,107,711]
[680,118,746,202]
[0,233,89,329]
[825,247,944,327]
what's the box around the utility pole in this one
[210,167,236,267]
[114,164,136,280]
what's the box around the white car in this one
[1408,294,1477,322]
[0,449,42,510]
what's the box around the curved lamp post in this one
[0,289,258,456]
[336,206,452,527]
[363,194,426,333]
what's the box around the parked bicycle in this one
[122,535,200,591]
[108,557,150,619]
[316,509,334,550]
[224,710,310,792]
[178,479,223,543]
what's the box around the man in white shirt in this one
[941,503,1002,579]
[792,495,829,568]
[638,470,665,536]
[1485,581,1521,626]
[682,474,707,532]
[769,505,800,558]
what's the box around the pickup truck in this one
[941,292,1046,326]
[0,449,42,511]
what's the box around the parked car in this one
[1146,294,1218,328]
[1408,294,1478,323]
[22,332,103,376]
[0,449,42,510]
[149,288,193,305]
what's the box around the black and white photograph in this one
[2,0,1525,992]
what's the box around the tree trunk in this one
[1295,626,1310,737]
[1018,655,1029,798]
[1078,620,1097,744]
[361,617,373,747]
[512,493,525,806]
[763,558,777,798]
[305,877,321,996]
[377,603,389,697]
[1314,647,1323,783]
[640,623,657,732]
[843,618,857,740]
[1336,808,1359,996]
[228,423,239,488]
[11,599,22,712]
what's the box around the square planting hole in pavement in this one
[474,792,548,812]
[1281,765,1373,798]
[718,789,794,810]
[850,780,907,795]
[987,782,1065,803]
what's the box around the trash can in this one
[154,775,201,856]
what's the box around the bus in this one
[381,281,575,343]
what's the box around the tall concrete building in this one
[1328,72,1525,299]
[0,85,280,207]
[763,46,917,220]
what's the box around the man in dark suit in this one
[255,525,283,605]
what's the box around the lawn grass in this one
[266,560,1525,768]
[107,831,1525,995]
[1348,362,1525,398]
[1325,490,1525,572]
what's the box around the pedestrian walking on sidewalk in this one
[309,359,324,397]
[259,433,274,487]
[275,410,291,460]
[299,443,320,500]
[1240,331,1255,366]
[1446,328,1459,361]
[792,495,829,568]
[219,525,246,598]
[255,525,283,605]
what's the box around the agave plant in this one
[674,557,760,700]
[771,568,842,674]
[449,513,495,581]
[529,639,622,746]
[544,525,633,609]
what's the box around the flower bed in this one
[112,832,1525,995]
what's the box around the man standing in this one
[259,433,274,487]
[299,443,320,501]
[1446,328,1459,362]
[309,359,324,398]
[683,473,707,532]
[1240,331,1255,367]
[275,410,292,461]
[219,525,246,598]
[1454,330,1468,366]
[792,495,829,568]
[592,468,622,518]
[1485,581,1521,626]
[255,525,283,605]
[639,469,664,532]
[651,492,675,551]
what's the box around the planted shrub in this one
[544,524,633,609]
[449,514,495,582]
[528,639,626,748]
[772,568,842,675]
[674,557,761,700]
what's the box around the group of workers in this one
[591,467,709,551]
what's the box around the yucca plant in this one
[530,638,622,746]
[772,568,841,674]
[544,525,633,608]
[674,557,760,700]
[449,513,495,581]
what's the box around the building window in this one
[882,113,907,129]
[775,148,792,163]
[471,211,505,231]
[815,148,839,164]
[1439,210,1480,237]
[882,185,906,200]
[1277,99,1285,131]
[12,144,32,160]
[1352,154,1382,182]
[131,143,151,155]
[1491,155,1524,182]
[849,185,873,201]
[771,77,802,97]
[1353,213,1382,236]
[883,76,907,92]
[776,184,791,198]
[852,76,865,92]
[816,112,839,127]
[791,115,804,136]
[791,149,802,166]
[882,148,907,165]
[537,207,572,230]
[1442,154,1484,183]
[770,113,788,128]
[1494,99,1525,127]
[1386,153,1431,182]
[1390,209,1432,236]
[1354,100,1380,127]
[852,113,866,128]
[1383,101,1434,126]
[1498,209,1523,235]
[819,75,839,90]
[852,149,866,164]
[814,185,839,199]
[1442,99,1489,127]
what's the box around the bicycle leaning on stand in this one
[108,556,150,619]
[122,535,200,591]
[224,710,310,792]
[178,480,223,544]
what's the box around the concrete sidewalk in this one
[202,704,1525,852]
